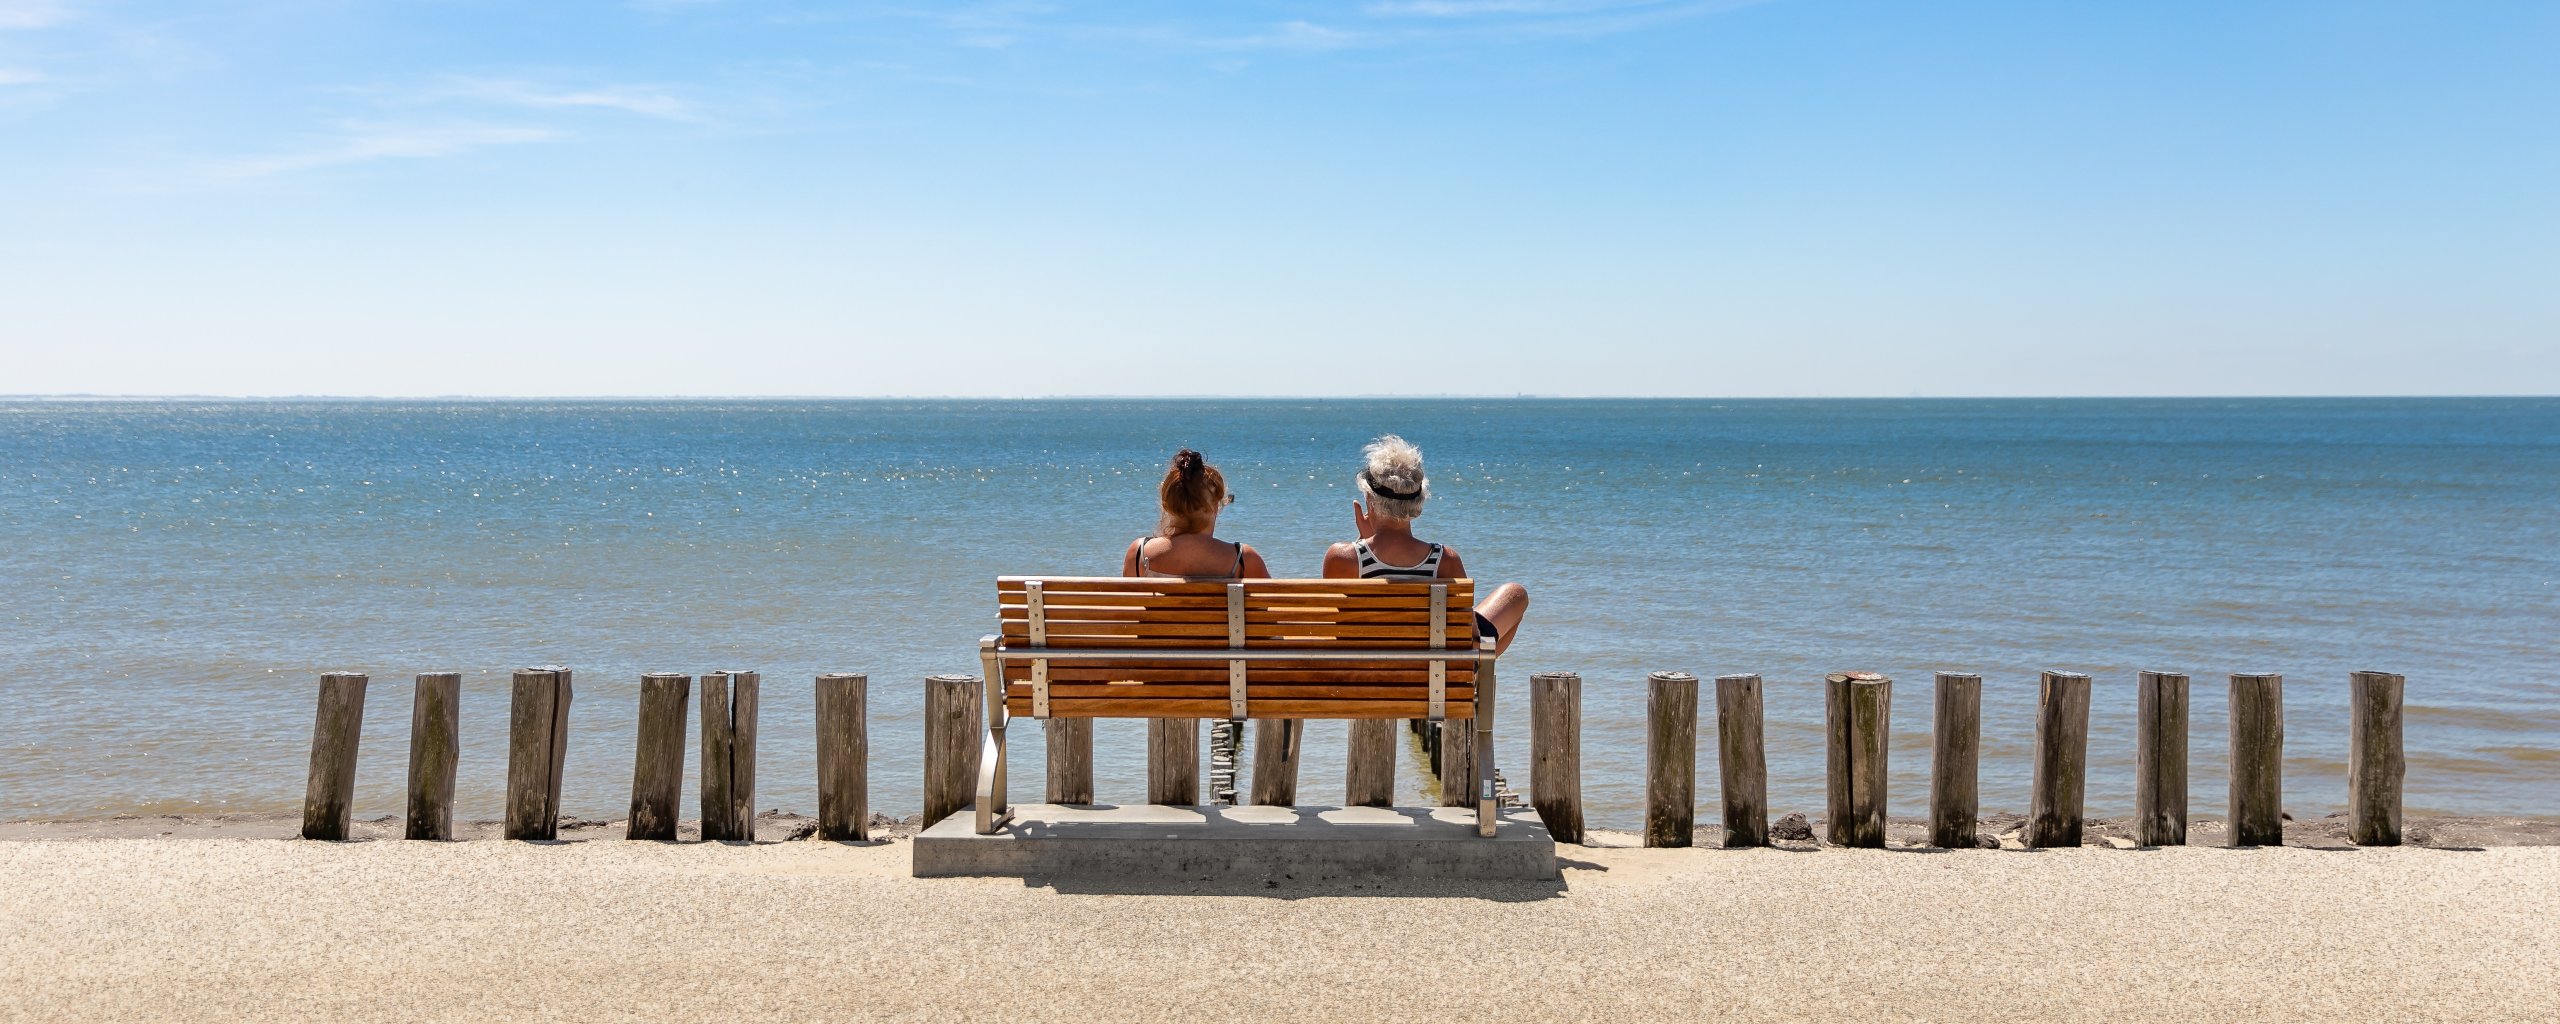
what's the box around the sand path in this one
[2,839,2552,1022]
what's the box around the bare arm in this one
[1121,538,1142,577]
[1321,542,1361,579]
[1439,546,1467,580]
[1239,545,1272,580]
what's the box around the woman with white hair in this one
[1320,435,1529,653]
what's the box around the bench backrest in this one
[992,577,1484,721]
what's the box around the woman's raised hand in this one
[1350,499,1374,539]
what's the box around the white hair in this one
[1356,434,1429,521]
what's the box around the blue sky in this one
[2,1,2553,396]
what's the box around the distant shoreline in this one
[7,394,2559,402]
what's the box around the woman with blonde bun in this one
[1320,435,1528,653]
[1122,448,1271,580]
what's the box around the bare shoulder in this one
[1437,544,1468,579]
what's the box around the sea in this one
[3,398,2554,828]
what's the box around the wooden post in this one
[701,671,735,840]
[2349,670,2405,847]
[1250,719,1303,806]
[403,672,460,841]
[700,670,760,841]
[2228,672,2285,847]
[2027,671,2091,848]
[1929,671,1980,849]
[1045,718,1094,804]
[1645,671,1698,848]
[504,667,571,841]
[626,672,690,840]
[1825,672,1890,848]
[1529,672,1583,844]
[301,672,368,841]
[1438,719,1475,808]
[1715,673,1767,848]
[2135,670,2189,846]
[923,674,983,825]
[816,673,868,841]
[1345,719,1396,807]
[1148,718,1199,804]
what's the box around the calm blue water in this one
[3,398,2554,827]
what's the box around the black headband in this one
[1362,471,1423,502]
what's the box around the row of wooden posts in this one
[301,667,872,842]
[304,666,1390,841]
[304,664,2407,850]
[1589,668,2409,849]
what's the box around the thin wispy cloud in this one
[433,77,703,121]
[203,122,557,182]
[0,67,45,84]
[934,0,1764,56]
[1365,0,1666,16]
[0,0,73,31]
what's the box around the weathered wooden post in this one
[922,674,983,825]
[1046,718,1093,804]
[626,672,690,840]
[1438,719,1475,808]
[2228,672,2285,847]
[1148,718,1199,805]
[404,672,460,841]
[1824,672,1890,848]
[2027,670,2092,848]
[1715,673,1768,848]
[1345,719,1396,807]
[699,670,760,841]
[1645,671,1698,848]
[2349,670,2405,847]
[1929,671,1980,849]
[301,671,368,841]
[1250,719,1303,806]
[2135,670,2189,846]
[1529,672,1583,844]
[816,673,868,841]
[504,666,572,841]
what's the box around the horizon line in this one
[5,393,2559,402]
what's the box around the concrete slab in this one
[912,804,1559,880]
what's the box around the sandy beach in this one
[5,819,2554,1022]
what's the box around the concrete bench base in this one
[913,804,1559,880]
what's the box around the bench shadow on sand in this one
[1023,872,1570,901]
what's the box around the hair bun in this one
[1174,448,1203,476]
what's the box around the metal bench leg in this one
[975,640,1012,835]
[1477,659,1498,837]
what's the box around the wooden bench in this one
[972,577,1501,836]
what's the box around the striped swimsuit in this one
[1352,540,1441,580]
[1352,540,1496,642]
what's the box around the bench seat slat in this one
[1004,639,1476,651]
[1003,665,1484,686]
[1000,622,1472,640]
[1008,697,1474,720]
[1003,625,1471,640]
[1002,665,1475,681]
[1000,577,1471,592]
[1000,594,1456,610]
[999,608,1458,625]
[1010,682,1473,700]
